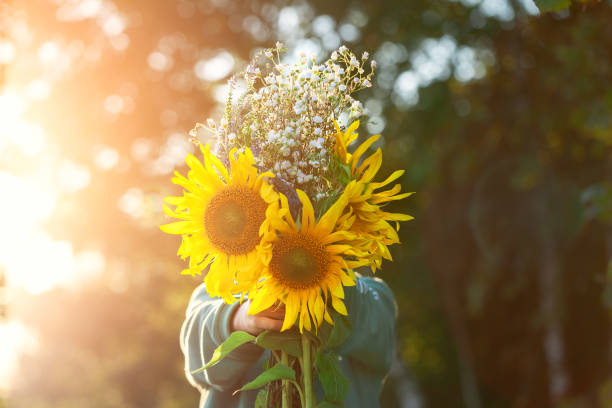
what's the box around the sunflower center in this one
[270,233,330,289]
[204,186,267,255]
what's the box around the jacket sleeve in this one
[180,283,264,393]
[335,276,397,376]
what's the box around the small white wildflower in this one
[331,51,338,60]
[207,118,216,128]
[313,115,323,124]
[362,51,369,60]
[227,132,236,141]
[265,50,273,58]
[339,84,346,92]
[281,146,291,157]
[350,57,359,67]
[309,138,322,149]
[275,41,284,49]
[353,77,360,83]
[339,45,347,53]
[362,79,372,87]
[313,128,322,135]
[371,60,377,68]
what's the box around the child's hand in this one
[230,300,285,335]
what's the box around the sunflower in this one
[247,190,366,333]
[333,121,414,271]
[160,143,279,303]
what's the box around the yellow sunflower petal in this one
[281,295,300,331]
[296,189,315,232]
[331,296,348,315]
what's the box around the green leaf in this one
[317,401,343,408]
[325,315,353,349]
[235,363,296,393]
[533,0,571,12]
[254,389,268,408]
[314,352,349,404]
[309,312,353,350]
[191,331,255,374]
[256,329,303,358]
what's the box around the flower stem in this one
[301,335,314,408]
[281,351,291,408]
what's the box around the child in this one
[180,275,397,407]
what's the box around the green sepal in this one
[191,331,255,374]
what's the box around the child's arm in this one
[180,283,266,393]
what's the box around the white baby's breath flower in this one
[313,115,323,124]
[339,84,346,92]
[362,51,369,60]
[313,128,322,136]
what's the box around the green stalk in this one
[301,335,314,408]
[281,351,291,408]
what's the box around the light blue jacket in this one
[180,276,397,407]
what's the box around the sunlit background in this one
[1,0,611,407]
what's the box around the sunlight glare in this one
[0,321,38,393]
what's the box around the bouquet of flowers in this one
[161,43,413,408]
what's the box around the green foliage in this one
[317,401,343,408]
[256,329,303,358]
[314,352,350,405]
[534,0,571,12]
[255,389,269,408]
[192,331,255,373]
[236,363,296,393]
[312,314,353,350]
